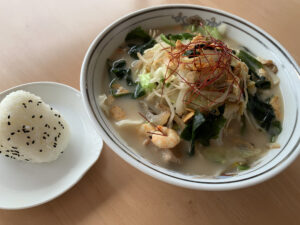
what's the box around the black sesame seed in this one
[25,159,29,161]
[12,146,17,149]
[58,115,61,118]
[6,150,9,152]
[7,138,10,141]
[17,130,20,132]
[32,115,35,118]
[54,114,57,117]
[23,125,25,129]
[8,115,10,119]
[5,155,9,157]
[8,122,11,125]
[43,136,46,140]
[54,137,57,141]
[47,134,49,137]
[27,136,30,139]
[40,115,43,118]
[40,149,43,152]
[53,145,56,148]
[50,107,53,110]
[32,127,34,131]
[60,151,64,154]
[58,121,61,124]
[54,127,56,130]
[0,151,1,154]
[28,100,33,103]
[32,140,35,144]
[26,142,29,145]
[22,103,27,108]
[10,132,15,135]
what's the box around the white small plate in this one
[0,82,103,209]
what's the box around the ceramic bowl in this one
[0,82,103,209]
[80,5,300,190]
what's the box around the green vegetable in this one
[139,73,155,91]
[269,120,282,142]
[125,27,151,43]
[181,111,205,155]
[112,59,126,68]
[247,94,282,140]
[167,33,195,41]
[109,59,129,79]
[187,25,223,39]
[160,33,195,46]
[109,78,132,97]
[237,164,250,171]
[125,27,156,59]
[181,108,226,156]
[203,26,222,40]
[128,39,156,59]
[160,34,175,47]
[183,49,200,58]
[196,115,226,146]
[247,94,275,130]
[237,50,262,73]
[255,76,271,89]
[180,122,193,141]
[107,59,135,87]
[132,83,146,99]
[237,50,272,90]
[125,69,135,86]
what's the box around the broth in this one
[101,25,284,177]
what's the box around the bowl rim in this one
[80,4,300,190]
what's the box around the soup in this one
[98,24,283,177]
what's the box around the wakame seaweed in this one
[125,27,156,59]
[247,94,281,140]
[107,59,135,96]
[108,59,129,80]
[181,107,226,156]
[237,50,271,90]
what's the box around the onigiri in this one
[0,90,70,163]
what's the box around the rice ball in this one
[0,90,70,163]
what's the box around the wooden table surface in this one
[0,0,300,224]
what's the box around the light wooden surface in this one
[0,0,299,224]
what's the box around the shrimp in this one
[139,123,155,135]
[151,126,180,149]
